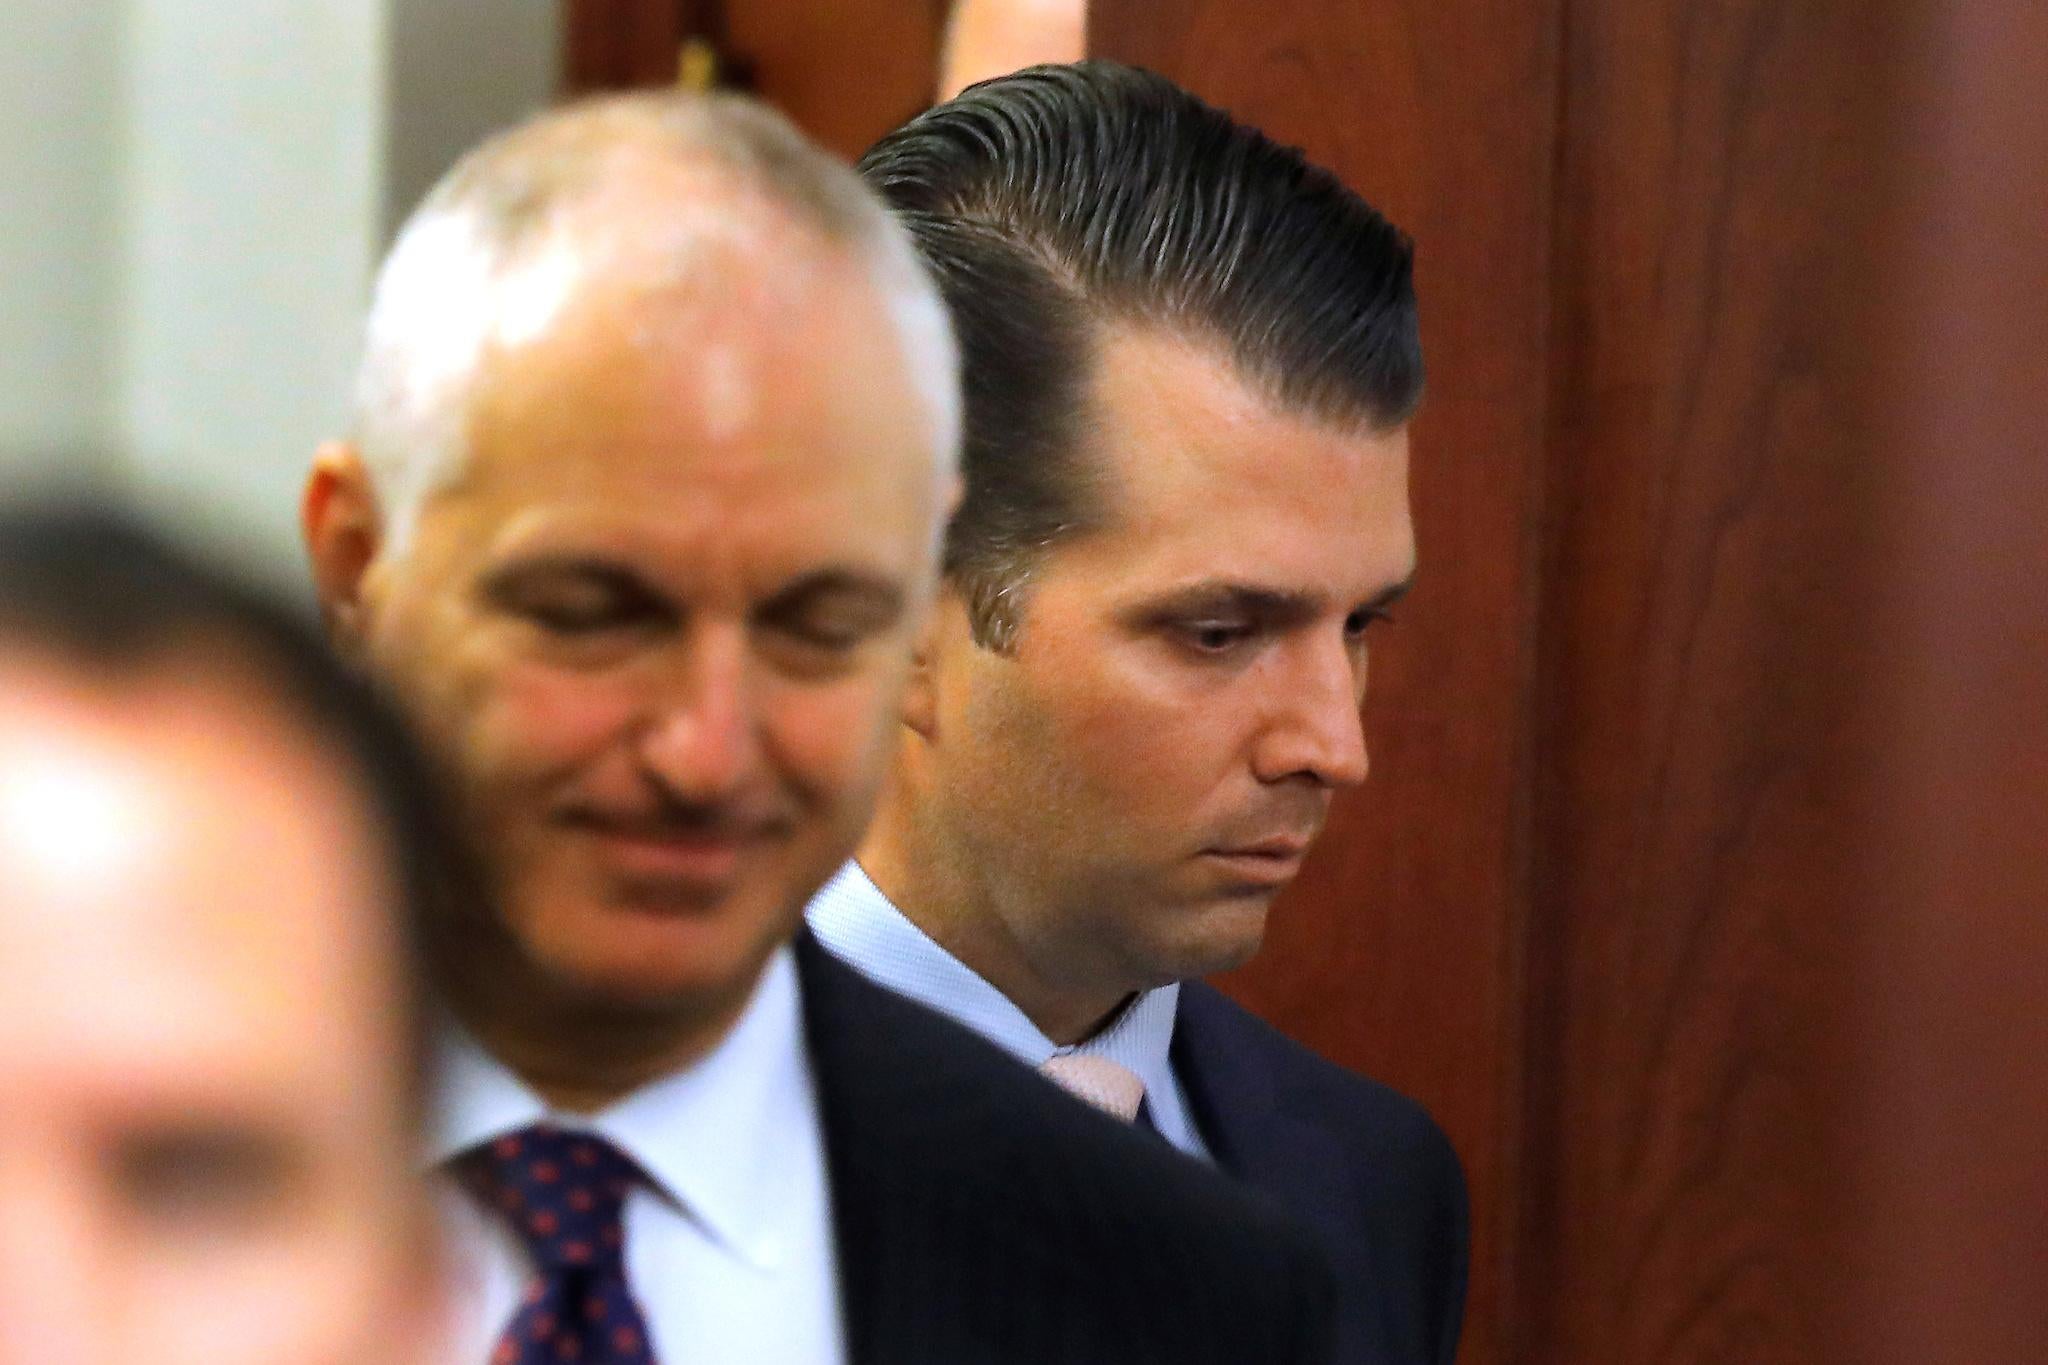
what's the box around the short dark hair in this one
[0,501,465,1126]
[859,61,1423,649]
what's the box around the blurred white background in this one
[1,0,558,578]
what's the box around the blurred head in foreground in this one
[301,92,958,1103]
[0,505,445,1364]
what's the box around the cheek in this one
[123,1190,401,1365]
[456,660,642,795]
[1013,649,1226,808]
[760,671,905,808]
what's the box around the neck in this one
[858,781,1131,1047]
[430,918,753,1114]
[466,993,747,1114]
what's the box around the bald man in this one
[0,506,446,1365]
[302,93,1336,1365]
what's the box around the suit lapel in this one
[1172,982,1346,1220]
[796,932,921,1365]
[793,931,1027,1365]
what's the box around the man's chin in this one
[533,946,769,1024]
[1134,896,1272,983]
[518,900,790,1015]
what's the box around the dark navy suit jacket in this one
[1174,982,1469,1365]
[796,936,1339,1364]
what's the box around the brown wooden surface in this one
[1517,2,1907,1357]
[560,0,945,161]
[563,0,684,91]
[1521,2,2046,1359]
[1843,4,2048,1357]
[725,1,945,160]
[1098,2,2048,1363]
[1091,7,1560,1363]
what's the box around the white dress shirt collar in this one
[805,859,1203,1158]
[429,944,810,1271]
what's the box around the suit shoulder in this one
[799,938,1336,1362]
[1177,982,1470,1360]
[1179,981,1462,1184]
[811,939,1314,1235]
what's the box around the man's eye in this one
[757,614,882,678]
[775,614,870,651]
[117,1130,298,1230]
[756,589,901,660]
[1179,621,1255,654]
[1344,606,1395,640]
[509,584,668,637]
[482,564,671,639]
[521,597,630,634]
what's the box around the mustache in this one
[550,790,790,841]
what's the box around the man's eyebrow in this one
[476,556,670,610]
[755,567,907,615]
[1124,583,1323,623]
[478,554,646,592]
[1364,575,1415,612]
[1124,574,1416,623]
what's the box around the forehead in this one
[0,667,399,1093]
[428,236,941,577]
[1067,325,1414,593]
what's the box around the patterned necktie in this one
[1039,1053,1147,1123]
[454,1123,659,1364]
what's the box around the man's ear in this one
[301,441,383,658]
[900,591,957,742]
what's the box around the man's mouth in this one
[558,809,784,892]
[1214,834,1312,859]
[1198,833,1315,887]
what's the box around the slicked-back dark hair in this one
[0,500,466,1128]
[858,61,1423,649]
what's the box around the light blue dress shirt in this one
[806,859,1214,1161]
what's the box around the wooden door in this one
[562,0,945,160]
[1094,1,2048,1361]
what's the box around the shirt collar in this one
[428,945,813,1270]
[804,859,1184,1104]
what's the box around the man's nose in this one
[1250,634,1371,789]
[635,625,762,803]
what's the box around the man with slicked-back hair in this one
[304,90,1338,1365]
[808,62,1469,1365]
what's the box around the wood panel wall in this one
[563,0,944,160]
[1096,1,2048,1363]
[1843,5,2048,1357]
[563,0,687,91]
[1516,2,1903,1357]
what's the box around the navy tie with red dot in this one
[455,1123,659,1365]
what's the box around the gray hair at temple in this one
[351,91,962,550]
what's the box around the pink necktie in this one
[1039,1053,1147,1122]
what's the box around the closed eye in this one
[753,571,906,657]
[117,1123,304,1232]
[481,561,673,637]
